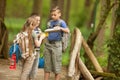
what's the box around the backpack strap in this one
[14,32,30,59]
[47,19,63,28]
[47,20,53,28]
[57,19,62,27]
[20,32,29,59]
[13,43,16,53]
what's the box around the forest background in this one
[1,0,120,78]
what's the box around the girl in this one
[19,15,44,80]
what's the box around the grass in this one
[5,18,25,42]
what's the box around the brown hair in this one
[22,16,39,31]
[50,6,61,13]
[21,16,40,56]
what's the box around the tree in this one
[64,0,71,25]
[50,0,59,10]
[32,0,43,27]
[107,26,120,77]
[58,0,65,18]
[85,0,111,69]
[76,0,93,27]
[32,0,42,15]
[87,0,111,53]
[87,0,99,29]
[95,0,105,55]
[0,0,9,58]
[110,0,118,38]
[107,0,120,77]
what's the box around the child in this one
[44,6,70,80]
[30,14,47,80]
[18,15,46,80]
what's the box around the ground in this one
[0,58,67,80]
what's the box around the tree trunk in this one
[58,0,65,18]
[107,0,120,77]
[110,0,118,38]
[107,0,118,71]
[0,0,6,21]
[95,0,108,55]
[85,0,92,7]
[87,0,99,29]
[87,0,111,50]
[32,0,42,27]
[64,0,71,25]
[0,0,8,59]
[85,0,111,69]
[95,23,106,55]
[32,0,42,15]
[76,0,93,27]
[50,0,59,9]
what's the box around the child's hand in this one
[41,33,48,39]
[54,26,61,30]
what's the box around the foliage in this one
[107,26,120,76]
[5,18,25,42]
[116,6,120,16]
[6,0,33,18]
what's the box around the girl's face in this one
[35,16,40,27]
[51,10,61,20]
[30,16,40,30]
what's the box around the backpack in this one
[9,32,29,61]
[47,20,70,52]
[38,57,44,68]
[57,20,70,52]
[62,32,70,52]
[9,43,22,63]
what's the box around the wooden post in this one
[68,28,103,80]
[82,38,103,72]
[77,55,94,80]
[68,28,82,77]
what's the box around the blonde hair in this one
[22,16,39,31]
[21,15,40,56]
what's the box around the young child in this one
[18,15,46,80]
[44,6,70,80]
[30,14,47,80]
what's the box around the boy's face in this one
[51,10,61,20]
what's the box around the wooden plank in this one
[90,70,116,77]
[82,38,103,72]
[77,55,94,80]
[68,28,82,77]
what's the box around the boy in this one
[44,6,70,80]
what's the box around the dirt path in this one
[0,59,67,80]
